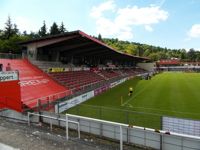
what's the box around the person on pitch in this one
[128,87,133,96]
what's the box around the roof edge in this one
[20,30,149,60]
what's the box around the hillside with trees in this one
[0,16,199,61]
[102,38,200,61]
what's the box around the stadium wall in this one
[40,111,200,150]
[137,63,155,71]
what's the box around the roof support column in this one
[27,45,38,60]
[56,51,60,62]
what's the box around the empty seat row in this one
[49,70,105,91]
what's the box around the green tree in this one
[180,49,187,60]
[143,49,150,57]
[23,30,27,36]
[125,44,134,55]
[137,45,144,56]
[3,16,14,39]
[196,51,200,61]
[29,31,40,39]
[38,21,47,37]
[187,48,196,61]
[0,29,4,39]
[97,33,102,41]
[13,24,19,35]
[148,53,160,61]
[59,22,66,33]
[50,22,60,35]
[158,51,168,59]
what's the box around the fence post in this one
[160,134,163,150]
[66,115,69,140]
[50,118,52,131]
[181,136,183,150]
[28,112,30,126]
[127,127,129,143]
[100,122,103,137]
[57,114,60,126]
[78,121,80,139]
[120,125,123,150]
[144,129,146,147]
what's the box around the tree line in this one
[101,37,200,61]
[0,16,67,53]
[0,16,199,61]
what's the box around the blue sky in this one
[0,0,200,50]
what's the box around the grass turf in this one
[66,72,200,129]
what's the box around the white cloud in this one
[95,17,133,40]
[96,17,117,36]
[116,6,168,25]
[90,0,115,18]
[188,24,200,38]
[145,25,153,32]
[90,1,169,40]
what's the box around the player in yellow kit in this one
[128,87,133,96]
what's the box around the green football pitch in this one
[66,72,200,129]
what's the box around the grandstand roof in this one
[20,30,149,61]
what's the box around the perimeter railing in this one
[27,111,200,150]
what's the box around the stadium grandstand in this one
[0,30,148,112]
[156,59,200,72]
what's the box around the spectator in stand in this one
[0,64,2,71]
[6,63,12,71]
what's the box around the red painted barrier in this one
[0,59,71,109]
[0,80,22,112]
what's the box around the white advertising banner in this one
[57,91,94,113]
[0,71,19,82]
[110,78,127,88]
[55,77,128,113]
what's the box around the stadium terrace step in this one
[0,59,71,109]
[48,71,105,92]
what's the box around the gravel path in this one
[0,117,145,150]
